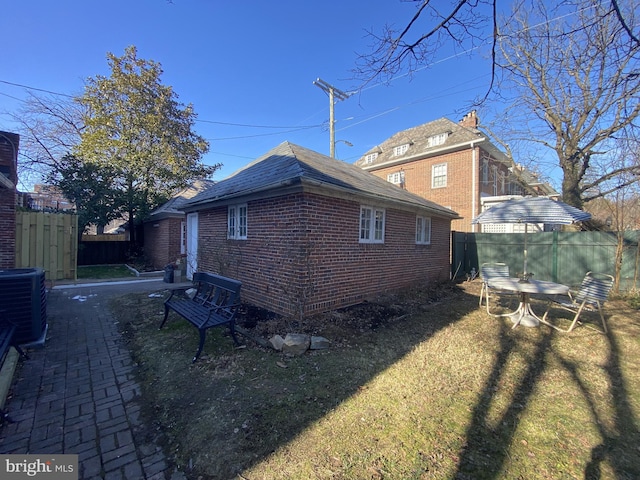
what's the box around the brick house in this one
[21,184,74,212]
[355,111,556,232]
[0,131,19,269]
[181,141,460,318]
[143,179,215,270]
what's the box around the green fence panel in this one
[453,230,639,291]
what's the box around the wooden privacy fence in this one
[15,211,78,281]
[78,236,129,266]
[452,230,640,291]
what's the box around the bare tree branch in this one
[611,0,640,46]
[7,92,85,186]
[495,0,640,209]
[353,0,494,87]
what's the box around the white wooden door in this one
[186,213,198,280]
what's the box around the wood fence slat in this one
[15,211,78,281]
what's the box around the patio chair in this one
[478,263,515,315]
[541,272,614,333]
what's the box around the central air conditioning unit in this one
[0,268,48,346]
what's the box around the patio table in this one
[488,277,570,328]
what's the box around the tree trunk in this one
[560,156,584,210]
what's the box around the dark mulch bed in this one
[234,281,462,344]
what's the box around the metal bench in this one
[159,272,242,363]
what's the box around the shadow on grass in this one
[114,282,639,479]
[453,304,639,480]
[118,283,480,478]
[453,321,555,478]
[582,329,639,479]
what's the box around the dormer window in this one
[427,133,448,147]
[364,152,378,164]
[393,144,410,156]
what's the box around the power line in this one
[0,90,26,102]
[1,78,328,132]
[196,118,322,129]
[0,79,75,98]
[207,125,320,141]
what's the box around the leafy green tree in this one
[76,45,218,245]
[48,155,124,236]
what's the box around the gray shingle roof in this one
[355,117,511,168]
[148,179,216,219]
[184,142,459,218]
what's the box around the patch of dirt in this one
[234,280,463,343]
[115,279,466,479]
[113,279,640,480]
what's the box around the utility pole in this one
[313,78,351,158]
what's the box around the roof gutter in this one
[300,178,460,219]
[181,179,297,212]
[471,142,477,232]
[362,137,487,171]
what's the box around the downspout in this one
[471,142,477,232]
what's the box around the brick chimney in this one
[459,110,479,129]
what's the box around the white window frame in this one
[393,144,409,156]
[227,203,248,240]
[416,216,432,245]
[482,160,489,184]
[432,163,448,188]
[180,221,186,254]
[359,206,385,243]
[427,133,448,147]
[387,172,402,185]
[492,165,498,195]
[364,152,378,164]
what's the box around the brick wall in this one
[369,146,511,232]
[144,217,183,269]
[0,131,18,269]
[197,191,452,318]
[0,188,16,269]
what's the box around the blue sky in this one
[1,0,496,190]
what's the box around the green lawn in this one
[77,264,136,279]
[112,280,640,480]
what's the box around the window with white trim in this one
[359,206,385,243]
[227,203,247,239]
[427,133,448,147]
[393,144,409,156]
[432,163,447,188]
[180,221,186,254]
[492,165,498,195]
[387,172,400,184]
[387,171,403,185]
[482,160,489,184]
[364,152,378,164]
[416,216,432,244]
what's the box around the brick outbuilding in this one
[181,142,459,319]
[143,179,215,270]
